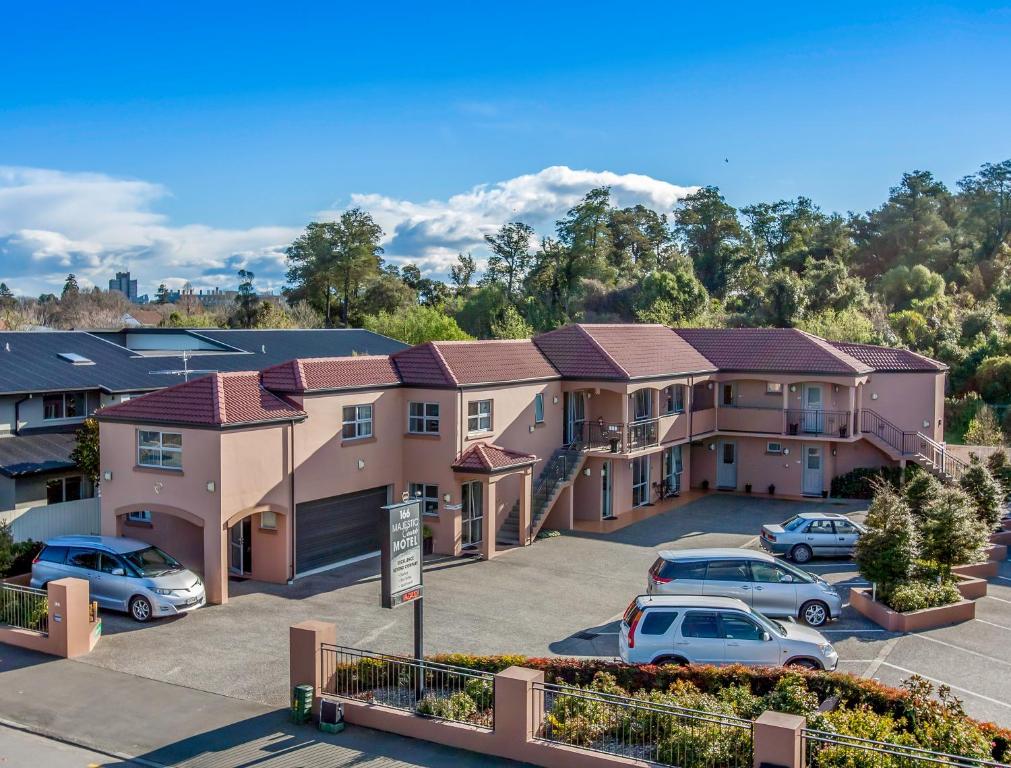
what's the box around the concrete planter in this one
[850,587,975,632]
[0,573,31,586]
[954,573,988,600]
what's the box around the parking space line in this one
[914,634,1011,667]
[863,635,900,679]
[997,576,1011,583]
[820,628,885,633]
[876,662,1011,710]
[983,594,1011,605]
[973,618,1011,632]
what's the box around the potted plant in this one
[422,524,434,555]
[700,479,710,491]
[768,483,776,495]
[822,490,829,498]
[839,425,848,438]
[788,423,799,435]
[745,483,752,493]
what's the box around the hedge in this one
[830,466,906,499]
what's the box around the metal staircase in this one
[496,447,585,546]
[859,409,967,482]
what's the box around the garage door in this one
[295,486,389,575]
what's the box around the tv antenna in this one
[149,351,217,383]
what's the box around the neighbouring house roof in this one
[122,309,163,327]
[827,341,947,372]
[0,433,78,477]
[673,328,874,375]
[95,372,306,428]
[0,328,407,396]
[533,324,717,380]
[451,443,538,474]
[261,355,401,393]
[393,340,559,388]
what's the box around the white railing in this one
[0,497,100,543]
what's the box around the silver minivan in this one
[647,548,841,627]
[31,535,205,622]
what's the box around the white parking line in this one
[997,576,1011,583]
[974,618,1011,632]
[983,594,1011,605]
[820,628,885,633]
[913,634,1011,667]
[876,662,1011,710]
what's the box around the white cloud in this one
[0,164,697,296]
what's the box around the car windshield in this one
[782,516,808,531]
[751,609,787,637]
[121,546,182,576]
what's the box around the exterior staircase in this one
[497,447,585,546]
[859,409,967,482]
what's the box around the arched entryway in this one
[113,503,205,579]
[223,505,290,598]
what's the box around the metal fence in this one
[320,644,495,728]
[0,583,49,635]
[804,728,1010,768]
[533,680,753,768]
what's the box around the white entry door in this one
[716,441,737,489]
[803,385,824,433]
[803,445,823,496]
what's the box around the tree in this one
[748,268,809,326]
[253,301,296,328]
[232,270,259,328]
[903,471,943,519]
[70,417,100,485]
[673,186,748,298]
[796,308,876,343]
[361,273,416,317]
[854,483,919,596]
[483,222,535,302]
[61,274,80,299]
[363,305,471,345]
[986,449,1011,501]
[155,283,171,305]
[607,204,675,273]
[958,456,1005,530]
[878,265,945,310]
[490,304,533,340]
[455,285,513,339]
[958,160,1011,260]
[963,404,1004,446]
[974,358,1011,402]
[920,486,989,577]
[0,283,14,311]
[287,300,325,329]
[450,253,476,294]
[632,266,708,325]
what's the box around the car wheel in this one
[800,600,829,627]
[791,544,813,564]
[787,658,820,670]
[129,596,153,622]
[652,656,688,667]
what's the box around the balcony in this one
[711,407,853,438]
[784,409,852,438]
[575,418,660,453]
[716,406,783,434]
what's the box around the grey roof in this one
[0,329,408,395]
[0,433,77,477]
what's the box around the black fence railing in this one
[804,728,1009,768]
[628,418,660,450]
[533,680,753,768]
[785,409,851,437]
[320,644,495,728]
[0,583,48,635]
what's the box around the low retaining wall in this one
[0,578,100,658]
[955,573,988,601]
[850,587,975,632]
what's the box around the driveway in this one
[77,493,1011,726]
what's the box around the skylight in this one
[57,352,95,366]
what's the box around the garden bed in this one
[850,586,975,631]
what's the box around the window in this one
[662,385,685,415]
[705,560,750,582]
[663,445,683,493]
[640,611,679,635]
[408,402,440,434]
[720,614,764,641]
[99,553,125,574]
[127,510,152,523]
[766,441,784,454]
[37,546,67,564]
[632,456,650,507]
[534,393,545,424]
[721,383,735,406]
[342,404,373,440]
[409,483,440,516]
[260,511,278,530]
[751,561,793,584]
[461,481,484,545]
[138,430,183,469]
[807,520,834,534]
[67,548,100,571]
[633,389,652,421]
[681,612,720,639]
[46,475,85,505]
[42,392,87,420]
[835,520,859,534]
[468,400,492,433]
[766,382,783,395]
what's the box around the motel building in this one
[95,324,947,605]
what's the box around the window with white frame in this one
[342,404,373,440]
[468,400,492,433]
[137,430,182,469]
[46,476,85,505]
[534,393,545,424]
[662,385,685,415]
[633,389,653,421]
[260,510,278,530]
[632,455,650,507]
[766,382,783,395]
[766,441,784,454]
[127,510,153,523]
[43,392,87,420]
[408,402,440,434]
[409,482,440,515]
[663,445,683,493]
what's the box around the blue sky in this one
[2,1,1010,296]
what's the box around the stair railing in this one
[860,409,967,481]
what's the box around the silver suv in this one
[31,535,205,622]
[647,548,841,627]
[618,595,838,670]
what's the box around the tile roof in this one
[827,341,947,372]
[96,372,306,428]
[674,328,873,375]
[534,324,716,380]
[451,443,538,473]
[261,355,401,393]
[393,340,559,387]
[0,433,77,477]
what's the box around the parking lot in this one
[79,493,1011,726]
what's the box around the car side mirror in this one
[781,574,794,583]
[761,631,771,642]
[111,568,125,576]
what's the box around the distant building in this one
[108,272,138,302]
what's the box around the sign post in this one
[380,499,424,697]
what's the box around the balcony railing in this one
[573,418,660,452]
[628,418,660,450]
[784,409,852,437]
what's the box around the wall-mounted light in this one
[871,393,879,400]
[103,470,113,482]
[583,468,591,477]
[831,448,837,456]
[357,458,366,470]
[402,490,410,502]
[206,481,216,493]
[833,385,840,393]
[552,396,559,404]
[529,425,535,433]
[922,420,930,428]
[783,448,790,456]
[707,383,714,390]
[443,493,451,503]
[790,385,797,392]
[708,443,716,451]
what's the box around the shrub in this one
[0,521,13,577]
[886,580,961,613]
[985,449,1011,501]
[919,486,989,575]
[416,691,477,721]
[899,677,994,760]
[964,405,1004,446]
[902,472,942,520]
[810,706,915,768]
[763,674,820,715]
[8,539,42,577]
[958,456,1005,530]
[831,467,903,499]
[463,677,493,711]
[855,483,919,595]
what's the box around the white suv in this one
[618,595,838,670]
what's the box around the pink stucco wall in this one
[862,372,945,442]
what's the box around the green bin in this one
[291,684,314,724]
